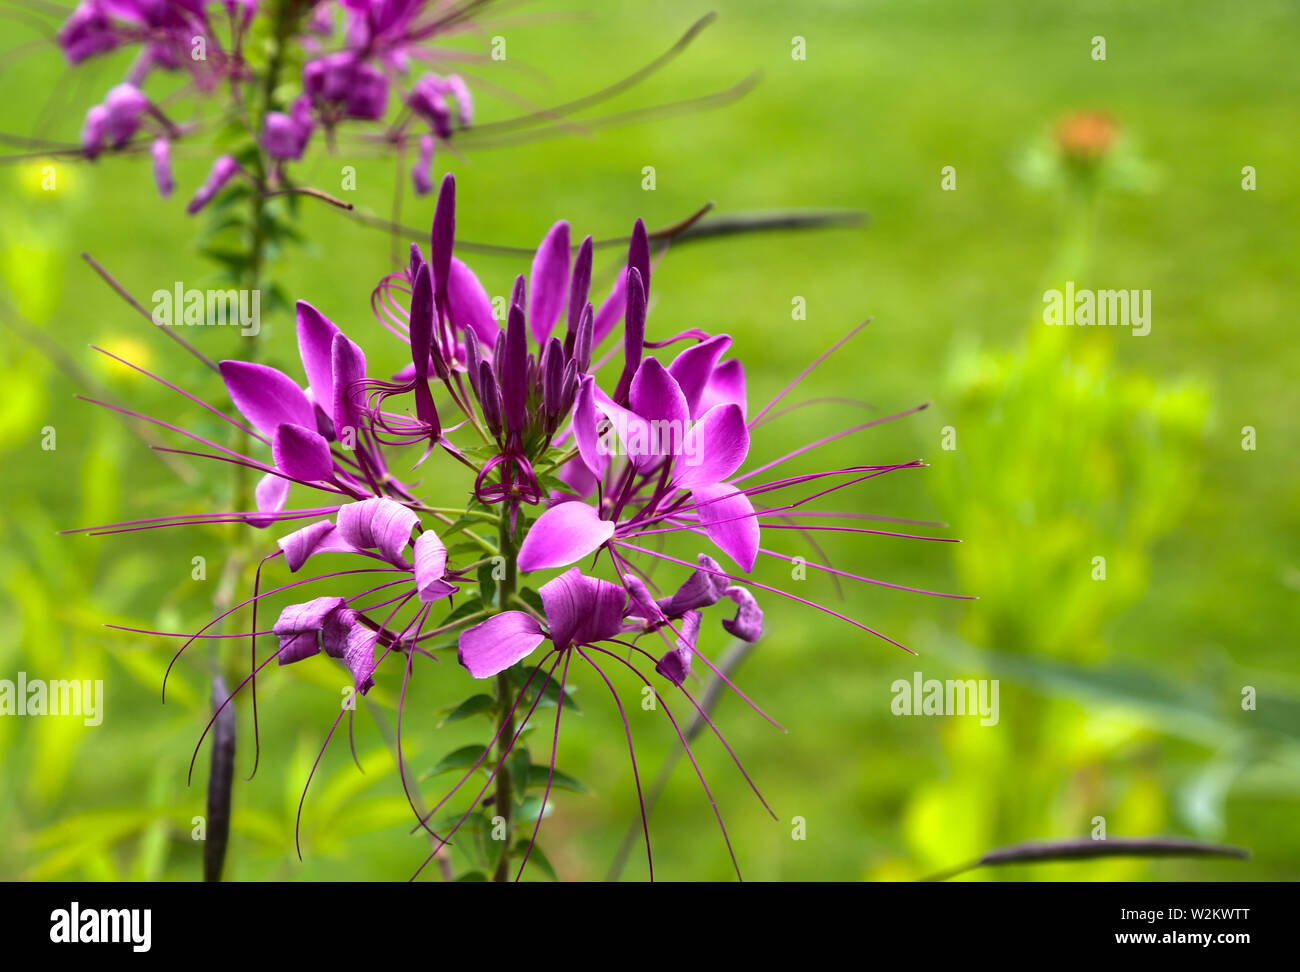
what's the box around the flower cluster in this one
[84,173,961,879]
[56,0,477,208]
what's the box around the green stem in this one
[492,511,519,881]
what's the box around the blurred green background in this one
[1,0,1297,881]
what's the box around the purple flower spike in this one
[458,611,546,679]
[629,217,651,301]
[528,220,571,345]
[516,500,615,572]
[721,586,763,642]
[566,235,594,348]
[337,497,418,567]
[430,173,456,308]
[186,154,240,215]
[539,567,628,650]
[613,267,647,404]
[150,138,173,197]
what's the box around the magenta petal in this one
[330,331,367,439]
[538,567,627,649]
[658,553,728,616]
[668,333,732,418]
[516,501,614,571]
[272,422,334,481]
[721,585,763,642]
[528,220,570,344]
[557,454,598,500]
[413,530,452,602]
[277,518,335,571]
[337,497,417,567]
[698,358,747,418]
[572,375,609,478]
[321,606,359,658]
[248,472,291,528]
[448,257,500,349]
[296,300,341,412]
[457,611,546,678]
[219,360,315,437]
[691,483,759,572]
[673,403,749,490]
[273,596,346,664]
[342,624,379,693]
[630,357,690,427]
[654,610,700,685]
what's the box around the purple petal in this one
[556,454,598,500]
[697,358,747,418]
[296,300,341,414]
[668,334,732,418]
[248,472,290,529]
[528,220,571,344]
[457,611,546,678]
[721,585,763,642]
[337,497,417,567]
[630,356,690,427]
[321,606,359,658]
[219,359,315,436]
[276,518,335,571]
[516,500,614,572]
[273,596,346,664]
[151,138,173,197]
[272,422,334,481]
[342,624,379,693]
[657,553,728,616]
[448,257,499,348]
[413,530,455,602]
[538,567,627,649]
[430,173,455,305]
[330,331,367,440]
[654,610,700,686]
[673,403,749,490]
[691,483,759,572]
[572,375,608,478]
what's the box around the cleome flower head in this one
[74,172,966,880]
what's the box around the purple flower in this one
[185,154,241,215]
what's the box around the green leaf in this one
[455,870,488,882]
[512,839,559,881]
[477,563,498,609]
[421,744,490,780]
[441,597,485,625]
[438,694,497,728]
[518,587,545,616]
[508,746,530,805]
[526,765,589,794]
